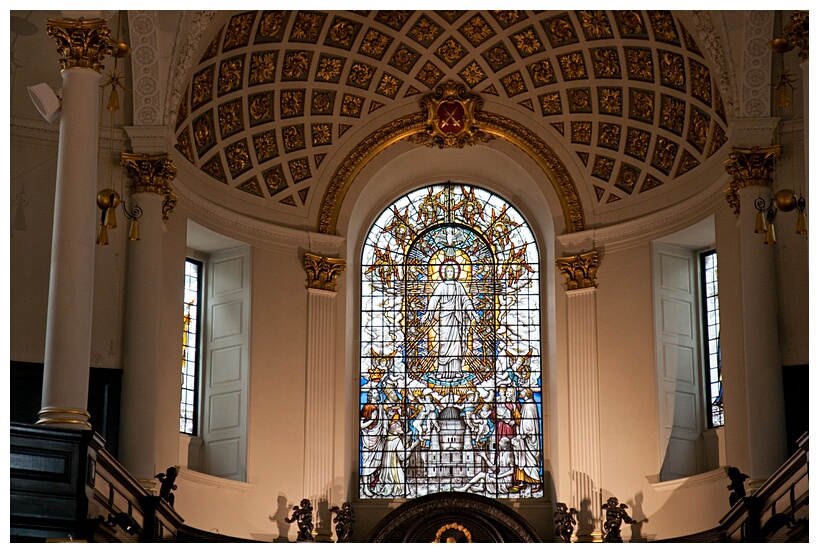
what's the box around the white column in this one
[566,288,603,540]
[556,251,602,541]
[302,253,346,541]
[724,145,788,484]
[737,185,788,481]
[117,153,179,491]
[38,19,115,429]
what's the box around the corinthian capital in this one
[46,18,122,72]
[556,250,600,290]
[723,146,781,215]
[783,11,808,63]
[303,253,346,292]
[121,152,178,221]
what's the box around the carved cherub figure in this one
[727,466,750,507]
[284,498,314,542]
[602,496,636,543]
[330,501,355,543]
[553,502,578,543]
[155,466,178,508]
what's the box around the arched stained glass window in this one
[360,183,542,499]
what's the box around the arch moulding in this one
[316,82,585,236]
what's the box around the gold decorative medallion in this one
[409,80,492,149]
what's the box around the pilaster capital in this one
[121,152,178,221]
[302,252,346,292]
[46,18,123,72]
[723,146,781,215]
[556,250,600,290]
[783,10,809,63]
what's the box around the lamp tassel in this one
[796,210,807,235]
[764,221,777,245]
[97,223,109,245]
[754,210,767,234]
[128,218,140,241]
[107,87,119,112]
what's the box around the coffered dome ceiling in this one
[171,10,731,233]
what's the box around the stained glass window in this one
[700,250,723,427]
[181,258,202,434]
[360,183,542,499]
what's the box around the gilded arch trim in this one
[316,110,585,235]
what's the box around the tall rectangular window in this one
[700,250,723,428]
[181,258,202,434]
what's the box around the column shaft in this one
[566,288,602,538]
[40,67,103,428]
[304,289,337,540]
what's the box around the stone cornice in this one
[173,175,345,255]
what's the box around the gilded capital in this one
[783,11,808,63]
[723,146,781,215]
[46,18,119,72]
[556,250,600,290]
[121,152,178,221]
[303,252,346,292]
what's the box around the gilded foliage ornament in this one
[511,27,543,57]
[570,121,592,144]
[459,14,496,47]
[223,12,255,51]
[341,94,364,117]
[290,11,326,43]
[282,50,311,80]
[416,61,444,89]
[651,136,679,175]
[625,128,651,161]
[578,10,614,40]
[436,37,467,68]
[598,87,622,115]
[624,47,654,81]
[359,29,393,60]
[218,57,244,94]
[288,157,312,183]
[527,59,557,87]
[249,51,277,85]
[555,250,599,290]
[302,253,346,292]
[558,52,588,80]
[538,92,562,115]
[315,55,344,82]
[253,131,278,162]
[376,73,402,98]
[46,18,120,72]
[459,61,487,87]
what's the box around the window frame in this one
[181,257,203,435]
[699,248,723,429]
